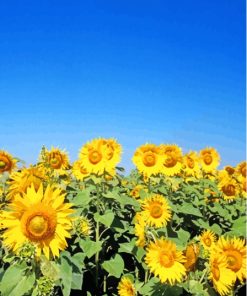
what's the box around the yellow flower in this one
[200,230,217,250]
[141,194,171,228]
[130,185,146,199]
[145,238,186,284]
[218,176,240,201]
[134,213,146,247]
[7,166,46,200]
[79,138,107,175]
[182,151,200,178]
[183,243,200,271]
[1,184,74,259]
[209,250,236,296]
[102,138,122,172]
[75,216,92,238]
[0,150,17,174]
[236,161,246,179]
[199,147,220,173]
[41,147,70,172]
[117,276,136,296]
[72,160,90,181]
[217,236,246,282]
[160,144,183,176]
[132,144,163,177]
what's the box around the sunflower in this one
[132,144,163,177]
[183,243,200,271]
[130,185,146,199]
[7,166,46,200]
[134,213,146,247]
[1,184,74,259]
[74,216,92,238]
[209,250,236,296]
[160,144,183,176]
[182,151,200,178]
[79,138,107,175]
[117,276,136,296]
[200,230,217,250]
[0,150,17,174]
[145,238,186,284]
[72,160,90,181]
[41,147,70,172]
[102,138,122,172]
[218,176,240,201]
[217,236,246,282]
[199,147,220,173]
[236,161,246,179]
[240,177,247,198]
[141,194,171,228]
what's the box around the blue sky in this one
[0,1,245,172]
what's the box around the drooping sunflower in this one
[199,147,220,173]
[160,144,183,176]
[236,161,246,179]
[208,250,236,296]
[218,176,240,201]
[41,147,70,172]
[72,160,90,181]
[1,184,74,259]
[134,212,146,247]
[102,138,122,172]
[200,230,217,250]
[141,194,171,228]
[117,276,136,296]
[145,238,186,285]
[217,236,246,282]
[79,138,107,175]
[132,144,163,177]
[0,150,17,174]
[182,151,200,178]
[183,243,200,271]
[7,166,46,200]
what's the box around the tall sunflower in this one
[209,250,236,296]
[218,176,240,201]
[145,238,186,285]
[141,194,171,228]
[7,166,46,200]
[217,236,246,283]
[1,184,74,259]
[200,230,217,250]
[236,161,246,179]
[79,138,107,175]
[132,144,163,177]
[117,276,136,296]
[160,144,183,176]
[183,243,200,271]
[41,147,70,172]
[199,147,220,173]
[102,138,122,172]
[72,160,90,181]
[134,212,146,247]
[0,150,17,174]
[182,151,200,178]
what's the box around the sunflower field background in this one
[0,138,246,296]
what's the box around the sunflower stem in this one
[103,275,107,293]
[199,265,209,284]
[144,269,149,283]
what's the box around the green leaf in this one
[118,239,136,254]
[79,239,103,258]
[210,223,222,235]
[60,257,73,296]
[71,253,86,270]
[71,272,83,290]
[73,190,91,207]
[102,254,124,278]
[227,216,246,237]
[179,203,203,217]
[0,264,31,296]
[40,256,60,281]
[94,211,115,227]
[177,228,190,244]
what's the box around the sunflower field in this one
[0,139,246,296]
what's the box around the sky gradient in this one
[0,1,245,172]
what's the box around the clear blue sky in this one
[0,1,245,172]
